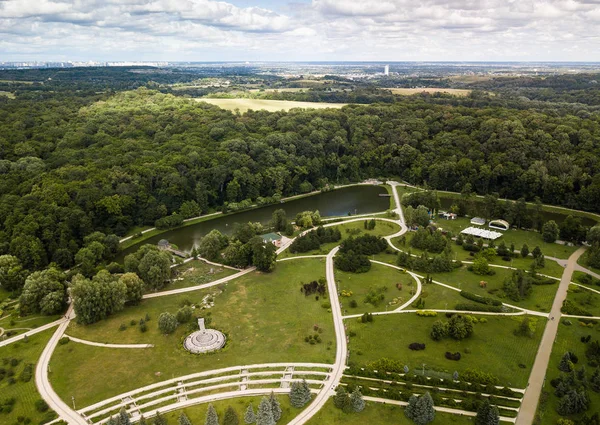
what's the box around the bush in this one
[58,337,70,345]
[445,352,461,361]
[454,303,503,313]
[158,312,178,334]
[35,399,49,413]
[408,342,426,351]
[416,310,438,317]
[459,291,502,306]
[561,299,592,316]
[349,300,358,308]
[175,306,193,323]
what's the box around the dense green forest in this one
[2,68,600,273]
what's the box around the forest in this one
[1,68,600,274]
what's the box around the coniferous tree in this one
[244,404,256,424]
[289,380,311,408]
[154,411,168,425]
[139,416,147,425]
[205,404,219,425]
[119,407,131,425]
[475,400,499,425]
[223,406,239,425]
[591,368,600,392]
[350,388,365,413]
[559,352,574,372]
[107,416,119,425]
[405,392,435,425]
[178,412,193,425]
[268,392,282,422]
[256,397,275,425]
[333,386,350,411]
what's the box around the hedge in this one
[454,303,503,313]
[460,291,502,306]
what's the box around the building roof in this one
[158,239,170,247]
[460,227,503,240]
[470,217,486,226]
[260,233,282,242]
[489,219,510,230]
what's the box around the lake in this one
[117,184,390,260]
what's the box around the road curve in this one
[35,304,88,425]
[287,246,347,425]
[515,247,586,425]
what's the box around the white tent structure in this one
[461,227,503,240]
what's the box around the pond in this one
[117,184,390,260]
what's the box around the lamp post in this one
[72,396,76,410]
[422,363,426,376]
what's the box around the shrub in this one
[58,337,70,345]
[454,303,503,313]
[409,342,426,351]
[561,299,592,316]
[176,306,193,323]
[130,319,137,326]
[459,291,502,306]
[35,399,49,413]
[158,312,178,334]
[349,300,358,308]
[416,310,438,317]
[445,352,461,361]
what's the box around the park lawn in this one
[431,266,558,313]
[166,260,237,292]
[535,318,600,424]
[306,396,474,425]
[573,271,600,287]
[346,313,543,388]
[372,252,400,266]
[578,251,600,276]
[0,314,61,333]
[279,220,400,259]
[417,282,467,310]
[336,263,417,314]
[52,258,336,407]
[434,217,578,260]
[565,284,600,317]
[159,394,302,425]
[0,329,58,425]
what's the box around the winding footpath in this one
[515,247,586,425]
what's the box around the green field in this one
[280,220,400,259]
[336,263,416,313]
[417,282,467,310]
[0,330,58,425]
[167,260,237,292]
[305,399,473,425]
[158,394,302,425]
[346,313,543,388]
[51,258,335,407]
[197,98,347,112]
[430,265,559,312]
[565,284,600,316]
[536,319,600,424]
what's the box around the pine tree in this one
[268,392,282,422]
[350,388,365,413]
[205,404,219,425]
[405,392,435,425]
[139,416,147,425]
[256,397,275,425]
[154,411,167,425]
[559,352,574,372]
[178,412,193,425]
[289,380,311,408]
[107,417,119,425]
[591,368,600,392]
[119,407,131,425]
[223,406,239,425]
[333,386,348,409]
[244,404,256,424]
[475,400,499,425]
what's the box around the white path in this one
[65,335,154,349]
[0,317,65,348]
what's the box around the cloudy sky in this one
[1,0,599,62]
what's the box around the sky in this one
[1,0,600,62]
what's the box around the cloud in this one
[0,0,599,61]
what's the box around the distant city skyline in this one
[1,0,599,62]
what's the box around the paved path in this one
[367,260,422,311]
[515,247,586,425]
[35,305,88,425]
[0,317,65,348]
[65,335,154,349]
[363,396,516,423]
[288,246,347,425]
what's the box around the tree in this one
[272,209,288,232]
[521,244,530,258]
[19,267,67,315]
[249,237,277,272]
[447,315,474,340]
[179,200,201,219]
[333,385,350,411]
[591,368,600,392]
[119,272,144,304]
[199,230,229,261]
[176,306,193,323]
[244,404,256,424]
[514,316,534,338]
[542,220,560,243]
[268,392,282,422]
[223,406,239,425]
[138,249,172,290]
[119,407,131,425]
[71,270,127,325]
[532,246,543,259]
[559,352,574,372]
[205,404,219,425]
[154,411,167,425]
[158,312,178,334]
[350,387,365,412]
[405,392,435,425]
[471,255,492,275]
[560,215,585,243]
[256,397,275,425]
[178,412,192,425]
[475,399,499,425]
[557,388,589,416]
[0,255,27,292]
[289,380,311,408]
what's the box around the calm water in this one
[117,185,389,260]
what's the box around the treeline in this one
[3,87,600,276]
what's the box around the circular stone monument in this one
[184,318,226,354]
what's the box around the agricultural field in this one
[0,329,58,425]
[197,98,346,112]
[346,313,543,388]
[384,88,472,97]
[51,258,335,407]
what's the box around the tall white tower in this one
[384,65,389,76]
